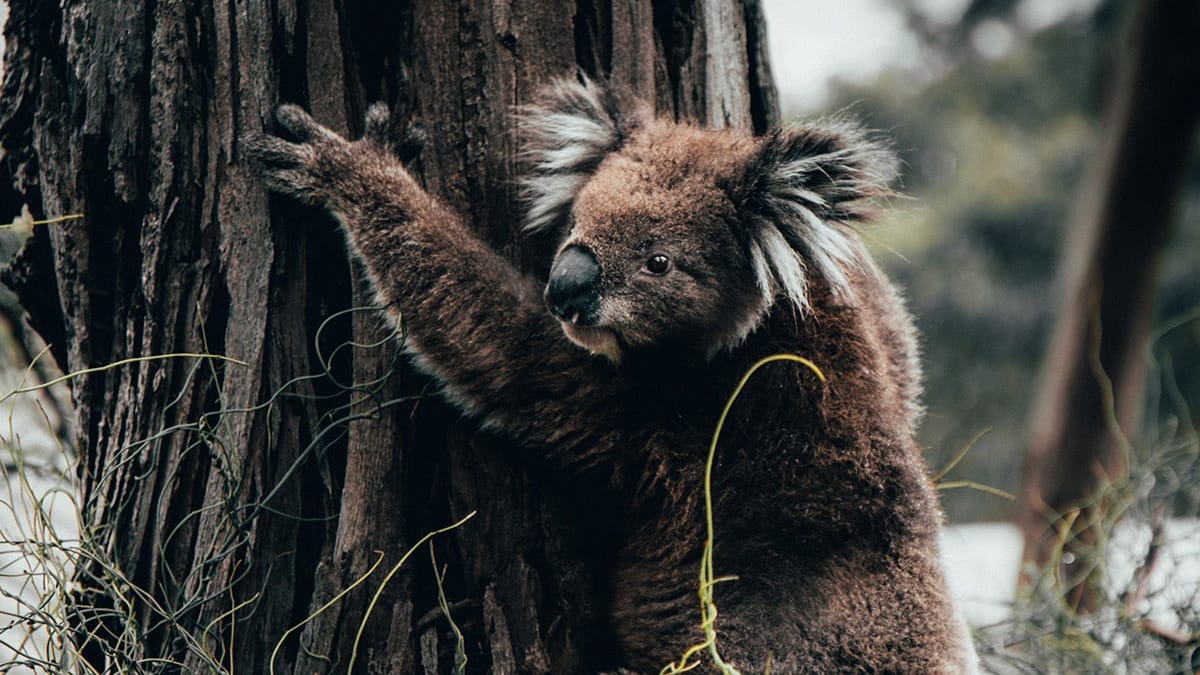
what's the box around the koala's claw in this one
[362,102,425,165]
[364,103,391,147]
[242,127,330,206]
[397,125,426,166]
[243,132,308,170]
[275,103,332,143]
[245,103,418,210]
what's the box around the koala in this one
[247,77,978,673]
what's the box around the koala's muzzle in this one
[545,246,601,325]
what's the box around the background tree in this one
[1017,0,1200,611]
[0,1,776,672]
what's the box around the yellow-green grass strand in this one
[1086,285,1135,471]
[269,551,387,675]
[936,480,1015,500]
[1050,508,1082,610]
[204,574,258,675]
[1,352,249,405]
[662,354,826,675]
[430,541,468,675]
[932,427,991,484]
[0,213,84,229]
[348,511,477,673]
[14,341,53,394]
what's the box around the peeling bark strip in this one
[0,1,776,672]
[702,0,751,129]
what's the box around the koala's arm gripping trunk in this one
[352,190,625,453]
[246,105,625,457]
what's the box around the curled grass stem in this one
[661,354,825,675]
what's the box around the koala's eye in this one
[644,254,671,275]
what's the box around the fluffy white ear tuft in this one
[741,118,897,310]
[519,75,641,233]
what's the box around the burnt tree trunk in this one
[1018,0,1200,612]
[0,1,777,672]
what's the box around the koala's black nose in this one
[545,245,601,325]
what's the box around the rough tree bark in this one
[0,1,777,672]
[1018,0,1200,612]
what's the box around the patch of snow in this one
[1105,519,1200,635]
[941,522,1024,626]
[942,518,1200,634]
[0,466,77,674]
[0,329,78,672]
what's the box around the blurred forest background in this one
[766,0,1200,523]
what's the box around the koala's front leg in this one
[246,106,626,451]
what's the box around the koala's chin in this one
[560,322,623,364]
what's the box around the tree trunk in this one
[1017,0,1200,612]
[0,1,777,672]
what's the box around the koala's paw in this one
[243,104,355,208]
[245,103,424,222]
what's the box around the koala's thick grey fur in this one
[247,76,978,673]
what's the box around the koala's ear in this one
[519,75,642,233]
[738,120,898,310]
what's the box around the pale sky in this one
[760,0,1099,113]
[761,0,924,112]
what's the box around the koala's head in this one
[521,76,896,362]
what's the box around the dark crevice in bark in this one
[0,4,42,216]
[342,0,409,111]
[653,0,696,122]
[284,0,311,106]
[742,0,779,133]
[1,230,65,367]
[575,0,598,77]
[224,0,243,135]
[574,0,613,78]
